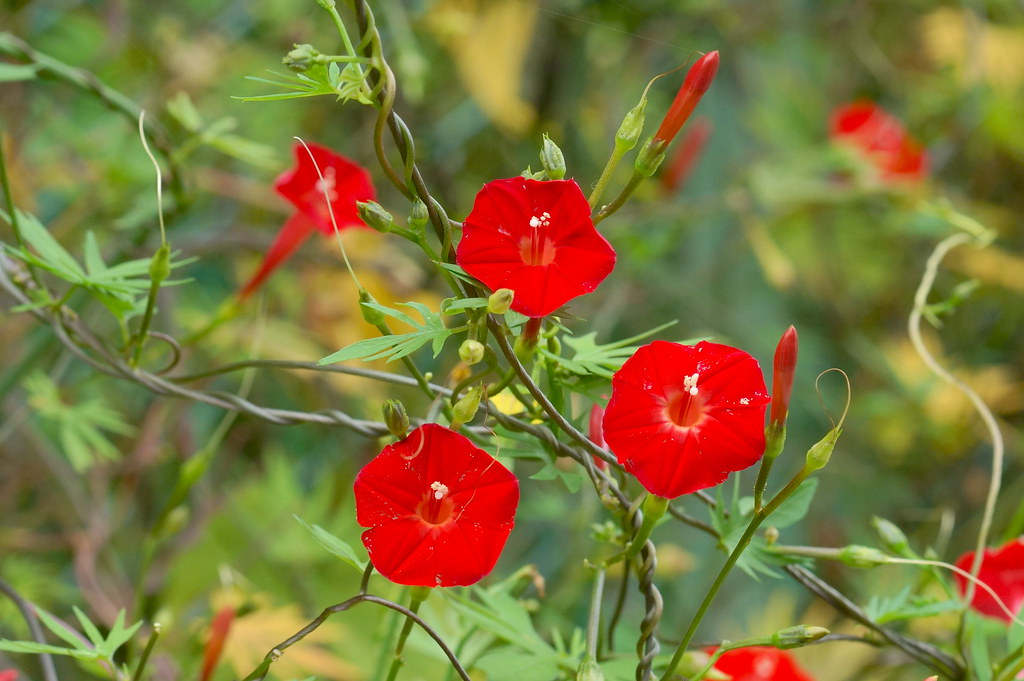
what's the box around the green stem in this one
[659,468,811,681]
[131,623,161,681]
[593,172,643,225]
[383,590,427,681]
[589,144,628,210]
[604,495,669,566]
[0,121,24,246]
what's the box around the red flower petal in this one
[602,341,769,498]
[354,424,519,587]
[238,213,316,300]
[710,647,816,681]
[829,102,928,183]
[274,142,375,235]
[456,177,616,318]
[0,670,18,681]
[954,538,1024,623]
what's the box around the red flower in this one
[239,142,375,299]
[602,341,769,498]
[710,647,815,681]
[954,538,1024,623]
[829,102,928,183]
[0,670,18,681]
[654,51,720,145]
[455,177,616,318]
[354,424,519,587]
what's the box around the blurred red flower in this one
[829,102,928,183]
[954,538,1024,623]
[354,423,519,587]
[239,142,375,299]
[0,669,18,681]
[455,177,616,318]
[602,341,769,498]
[710,646,815,681]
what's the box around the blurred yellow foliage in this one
[921,9,1024,92]
[424,0,538,134]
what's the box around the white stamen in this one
[683,373,699,396]
[529,211,551,228]
[314,166,339,201]
[740,397,750,405]
[430,481,449,500]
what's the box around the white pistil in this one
[430,481,449,500]
[314,166,339,201]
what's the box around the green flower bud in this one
[634,137,668,177]
[771,625,829,649]
[487,288,514,315]
[450,385,484,431]
[283,44,319,72]
[764,422,786,461]
[357,200,395,233]
[615,99,647,152]
[382,399,409,439]
[540,134,566,180]
[805,427,841,471]
[764,526,780,545]
[408,199,429,235]
[459,339,485,365]
[838,544,890,568]
[149,243,171,283]
[871,516,911,556]
[576,659,604,681]
[359,289,386,327]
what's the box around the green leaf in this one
[13,209,85,280]
[529,461,583,493]
[0,63,40,82]
[103,610,142,655]
[739,478,819,529]
[474,648,562,681]
[0,639,101,660]
[72,607,105,648]
[441,297,489,314]
[294,515,367,572]
[542,321,678,378]
[319,302,453,364]
[34,608,88,649]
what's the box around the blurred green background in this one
[1,1,1022,680]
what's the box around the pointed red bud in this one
[653,51,719,145]
[770,325,798,427]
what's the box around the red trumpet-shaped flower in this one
[710,647,816,681]
[954,538,1024,623]
[354,424,519,587]
[239,142,375,299]
[829,102,928,183]
[602,341,770,498]
[654,51,720,146]
[770,325,799,428]
[455,177,616,318]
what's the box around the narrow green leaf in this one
[0,63,40,82]
[34,608,88,649]
[294,515,366,571]
[72,606,105,648]
[0,640,101,659]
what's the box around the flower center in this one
[415,481,455,525]
[519,212,557,266]
[666,374,705,428]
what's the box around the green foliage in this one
[239,62,373,104]
[24,372,135,471]
[0,607,141,673]
[294,514,367,572]
[319,301,453,363]
[540,321,679,378]
[864,586,963,624]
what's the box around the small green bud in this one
[450,385,484,430]
[357,200,395,233]
[634,137,668,177]
[576,659,604,681]
[408,199,429,235]
[764,526,780,545]
[871,517,911,556]
[149,243,171,283]
[540,134,566,180]
[771,625,829,649]
[459,339,485,365]
[838,544,890,568]
[283,44,319,72]
[382,399,409,439]
[157,506,190,540]
[764,422,786,461]
[546,335,561,356]
[487,288,514,315]
[615,99,647,151]
[359,289,386,327]
[805,427,841,471]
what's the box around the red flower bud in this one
[770,325,798,427]
[199,606,236,681]
[653,51,719,145]
[588,403,609,471]
[659,117,712,196]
